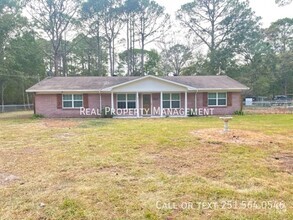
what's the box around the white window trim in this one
[162,93,181,109]
[62,94,83,109]
[208,92,227,107]
[117,93,136,109]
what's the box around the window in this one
[117,94,136,109]
[208,92,227,106]
[163,93,180,108]
[62,94,83,108]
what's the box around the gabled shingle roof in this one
[27,76,139,92]
[163,76,248,90]
[26,75,249,92]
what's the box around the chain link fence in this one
[244,101,293,114]
[0,104,33,113]
[245,101,293,108]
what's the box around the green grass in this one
[0,112,292,219]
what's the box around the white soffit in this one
[105,75,194,92]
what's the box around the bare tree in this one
[27,0,80,76]
[275,0,292,6]
[135,0,170,75]
[124,0,140,76]
[83,0,124,76]
[102,0,124,76]
[82,0,109,76]
[266,18,293,53]
[177,0,261,74]
[161,44,193,76]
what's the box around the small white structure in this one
[219,117,233,132]
[245,98,253,106]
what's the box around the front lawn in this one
[0,112,292,219]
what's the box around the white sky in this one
[156,0,293,28]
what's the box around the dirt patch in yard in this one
[54,132,77,141]
[191,128,285,146]
[273,153,293,174]
[149,146,224,179]
[42,119,81,128]
[0,173,21,186]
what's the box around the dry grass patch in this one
[191,128,289,147]
[0,173,21,186]
[0,113,292,219]
[149,146,224,180]
[270,153,293,174]
[42,119,82,128]
[0,111,33,119]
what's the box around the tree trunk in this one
[141,39,145,75]
[109,40,113,76]
[62,34,67,76]
[54,51,59,76]
[62,53,67,76]
[22,80,27,110]
[1,83,5,113]
[132,18,135,75]
[88,54,91,75]
[210,1,216,75]
[127,17,130,76]
[82,57,85,73]
[97,21,102,76]
[284,76,287,96]
[112,36,115,75]
[26,93,30,110]
[140,16,145,76]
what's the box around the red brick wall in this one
[35,92,242,118]
[196,92,242,115]
[101,93,111,108]
[35,94,103,118]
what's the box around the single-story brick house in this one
[26,75,249,118]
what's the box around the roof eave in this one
[26,89,102,93]
[102,75,196,91]
[196,87,250,91]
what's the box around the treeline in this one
[0,0,292,105]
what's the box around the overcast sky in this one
[156,0,293,27]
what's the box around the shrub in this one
[101,106,113,118]
[188,110,196,117]
[32,114,44,119]
[234,110,244,115]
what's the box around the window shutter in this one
[227,92,232,106]
[203,93,208,107]
[83,94,89,108]
[57,94,62,109]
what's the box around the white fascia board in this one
[26,89,101,93]
[196,88,250,92]
[102,75,196,91]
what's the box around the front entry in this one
[142,94,151,116]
